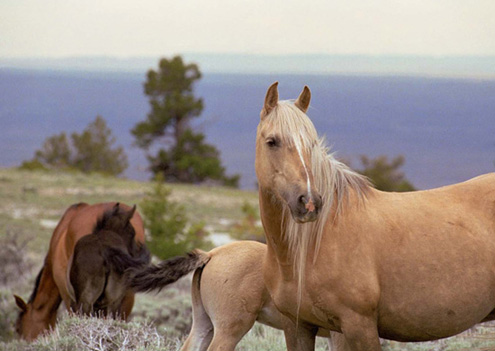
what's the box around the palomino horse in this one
[255,82,495,351]
[127,240,331,351]
[14,202,149,341]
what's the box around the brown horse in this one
[127,240,332,351]
[13,202,149,341]
[255,82,495,351]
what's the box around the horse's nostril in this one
[299,195,307,205]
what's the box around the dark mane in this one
[28,267,44,303]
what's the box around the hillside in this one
[1,168,495,350]
[0,168,257,254]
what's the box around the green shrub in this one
[140,176,212,260]
[230,201,265,242]
[18,159,48,172]
[23,116,128,176]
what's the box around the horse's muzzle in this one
[291,193,323,223]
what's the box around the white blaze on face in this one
[293,136,312,200]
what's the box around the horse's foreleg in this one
[341,314,381,351]
[282,318,318,351]
[328,331,352,351]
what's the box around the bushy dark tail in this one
[104,244,151,275]
[126,250,210,293]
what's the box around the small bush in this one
[23,116,128,176]
[132,282,193,339]
[0,230,33,286]
[140,176,212,260]
[18,160,48,172]
[0,288,20,342]
[0,230,34,341]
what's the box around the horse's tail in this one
[126,250,211,293]
[104,244,151,275]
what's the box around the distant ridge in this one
[1,54,494,79]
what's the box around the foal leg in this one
[182,322,213,351]
[181,305,214,351]
[207,318,256,351]
[182,269,214,351]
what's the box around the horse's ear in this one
[295,86,311,113]
[261,82,279,119]
[113,202,120,214]
[14,295,27,312]
[126,205,137,223]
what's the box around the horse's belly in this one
[377,278,495,341]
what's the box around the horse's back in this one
[67,202,145,248]
[420,172,495,205]
[48,202,89,258]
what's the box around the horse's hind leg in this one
[103,272,129,319]
[207,324,255,351]
[74,274,106,315]
[206,299,258,351]
[182,327,213,351]
[70,261,106,315]
[182,269,213,351]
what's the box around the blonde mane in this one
[264,101,372,310]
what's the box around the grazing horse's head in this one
[13,270,55,341]
[256,82,323,223]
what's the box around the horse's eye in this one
[266,137,279,148]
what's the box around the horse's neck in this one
[30,264,62,322]
[259,188,293,267]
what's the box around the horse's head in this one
[256,82,323,223]
[14,294,51,341]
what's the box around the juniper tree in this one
[132,55,239,187]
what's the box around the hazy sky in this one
[1,0,494,58]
